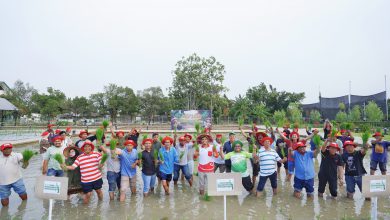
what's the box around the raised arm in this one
[276,128,288,141]
[239,128,249,139]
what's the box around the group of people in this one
[1,120,389,206]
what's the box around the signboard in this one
[217,179,234,192]
[171,110,212,131]
[362,175,390,198]
[208,173,242,196]
[35,176,68,200]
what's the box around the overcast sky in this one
[0,0,389,104]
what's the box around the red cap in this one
[196,134,213,144]
[116,131,125,137]
[293,141,306,150]
[184,133,193,140]
[142,138,153,145]
[81,141,95,152]
[340,129,347,134]
[343,140,357,148]
[79,130,89,138]
[41,131,50,137]
[327,142,340,151]
[179,136,186,142]
[0,143,13,151]
[66,127,72,132]
[162,136,174,145]
[52,135,63,142]
[373,132,384,137]
[289,132,300,141]
[255,132,267,139]
[216,134,222,138]
[261,137,274,146]
[124,140,136,147]
[55,129,61,135]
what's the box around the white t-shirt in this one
[213,141,225,164]
[257,148,281,176]
[175,144,189,165]
[0,152,23,185]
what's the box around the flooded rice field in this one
[1,143,390,220]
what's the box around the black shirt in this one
[142,150,156,175]
[276,139,288,159]
[319,150,343,178]
[75,135,97,148]
[342,151,367,176]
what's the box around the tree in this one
[287,103,303,124]
[1,80,37,116]
[339,102,346,112]
[245,83,305,113]
[138,87,167,125]
[365,101,384,122]
[169,53,227,110]
[229,96,251,121]
[90,84,139,122]
[309,110,321,124]
[349,105,361,122]
[252,103,271,124]
[335,111,348,123]
[71,96,92,118]
[31,87,67,121]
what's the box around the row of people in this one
[1,127,388,206]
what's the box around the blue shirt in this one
[119,148,138,177]
[371,141,390,163]
[159,147,179,174]
[293,150,315,180]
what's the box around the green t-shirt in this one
[43,146,64,170]
[224,151,252,177]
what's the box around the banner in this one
[170,110,212,131]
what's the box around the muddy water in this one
[1,143,390,220]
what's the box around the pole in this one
[48,199,53,220]
[349,80,351,113]
[385,75,388,121]
[224,195,227,220]
[371,196,378,220]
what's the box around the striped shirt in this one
[257,148,281,177]
[72,152,102,183]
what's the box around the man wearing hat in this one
[213,134,226,173]
[158,136,179,195]
[337,129,354,144]
[195,134,219,195]
[42,135,65,177]
[318,140,344,199]
[370,132,390,175]
[341,140,368,199]
[223,132,236,173]
[46,124,56,144]
[63,141,104,204]
[139,138,157,197]
[289,140,319,199]
[0,143,28,206]
[111,140,139,201]
[173,135,193,187]
[152,133,162,185]
[255,137,286,197]
[75,130,97,149]
[39,131,51,154]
